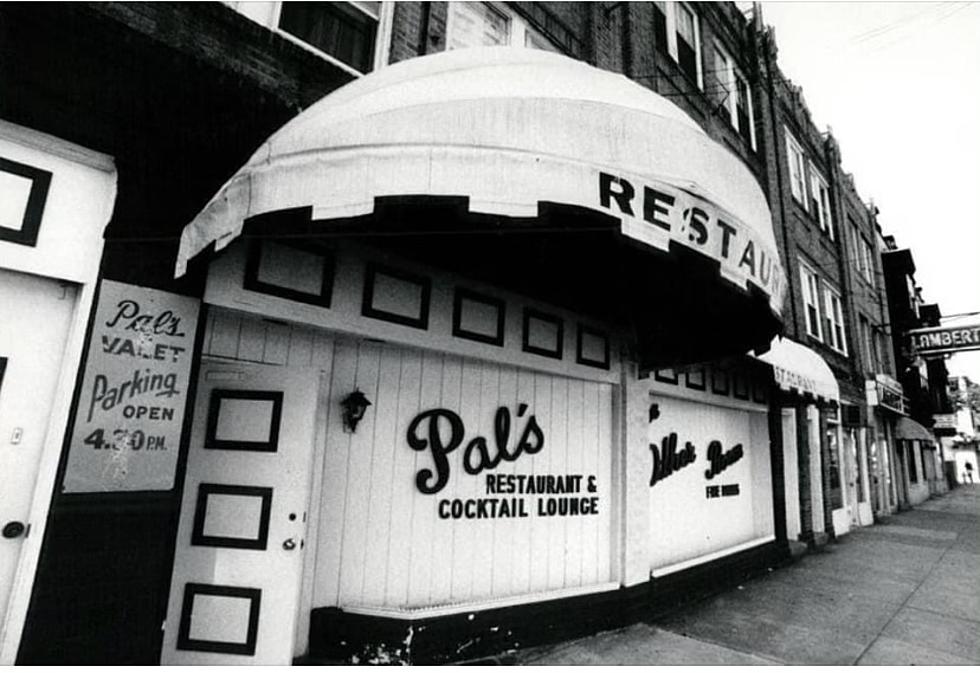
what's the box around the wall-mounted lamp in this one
[341,389,372,433]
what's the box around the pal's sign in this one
[908,324,980,357]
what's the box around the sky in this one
[755,1,980,384]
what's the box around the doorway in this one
[159,360,320,664]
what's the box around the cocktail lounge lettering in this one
[63,281,199,492]
[598,171,783,301]
[407,404,600,520]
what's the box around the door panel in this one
[160,361,319,665]
[0,271,76,633]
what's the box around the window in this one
[675,4,699,85]
[859,315,873,371]
[785,129,807,204]
[714,42,756,149]
[860,237,875,286]
[907,443,918,483]
[800,261,823,341]
[653,2,702,88]
[447,2,559,53]
[873,329,886,372]
[278,1,381,74]
[823,284,847,354]
[826,418,843,508]
[809,164,833,238]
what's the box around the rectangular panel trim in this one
[361,262,431,329]
[711,368,730,396]
[191,483,273,550]
[176,583,262,655]
[576,324,610,370]
[243,239,334,307]
[452,287,505,346]
[0,156,51,246]
[205,389,284,452]
[522,307,563,359]
[684,367,706,391]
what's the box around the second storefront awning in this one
[756,337,839,403]
[174,47,787,365]
[895,417,935,443]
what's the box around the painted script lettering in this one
[407,404,544,495]
[105,299,185,337]
[704,441,744,480]
[649,432,697,486]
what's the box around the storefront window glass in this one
[826,419,842,508]
[907,441,918,483]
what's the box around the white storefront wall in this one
[0,120,115,664]
[191,239,622,659]
[646,366,774,576]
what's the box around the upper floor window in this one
[800,261,823,341]
[714,42,756,150]
[447,2,559,53]
[785,129,807,204]
[278,1,381,73]
[823,283,848,354]
[859,314,873,371]
[860,237,876,286]
[809,164,833,238]
[653,2,703,89]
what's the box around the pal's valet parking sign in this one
[63,280,199,493]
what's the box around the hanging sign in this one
[908,324,980,357]
[62,280,199,492]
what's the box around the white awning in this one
[895,417,935,443]
[174,47,785,317]
[756,337,839,403]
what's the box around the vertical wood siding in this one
[204,310,615,611]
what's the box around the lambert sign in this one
[908,324,980,357]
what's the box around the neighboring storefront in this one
[894,417,936,505]
[16,48,788,664]
[0,120,116,663]
[865,374,904,516]
[757,338,842,545]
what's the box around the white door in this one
[0,271,76,635]
[160,360,319,665]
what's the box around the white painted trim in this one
[341,581,621,620]
[0,119,114,173]
[373,1,395,69]
[647,381,769,414]
[650,535,774,578]
[0,280,99,665]
[294,365,334,658]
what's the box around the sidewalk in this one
[513,485,980,665]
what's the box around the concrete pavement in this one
[512,485,980,665]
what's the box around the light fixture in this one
[341,389,372,433]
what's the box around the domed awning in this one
[757,337,839,404]
[176,47,786,365]
[895,417,935,443]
